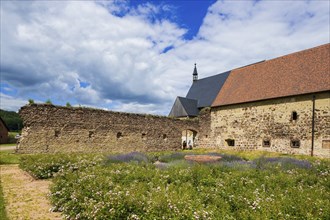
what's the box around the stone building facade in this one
[17,104,198,154]
[200,92,330,157]
[173,43,329,158]
[206,43,330,158]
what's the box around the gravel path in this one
[0,165,62,220]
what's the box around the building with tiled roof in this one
[170,43,330,157]
[212,43,330,107]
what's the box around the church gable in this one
[168,97,198,118]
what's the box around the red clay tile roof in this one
[212,43,330,107]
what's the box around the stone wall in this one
[203,92,330,158]
[195,107,212,148]
[17,92,330,157]
[17,104,198,153]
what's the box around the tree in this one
[0,109,23,131]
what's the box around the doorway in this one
[182,129,197,149]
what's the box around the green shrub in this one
[0,110,23,131]
[19,154,104,179]
[45,99,52,104]
[66,102,72,107]
[28,99,34,104]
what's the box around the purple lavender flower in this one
[106,152,149,164]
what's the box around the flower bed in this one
[19,154,103,179]
[19,152,330,219]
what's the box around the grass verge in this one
[0,150,21,165]
[0,143,16,148]
[0,183,8,220]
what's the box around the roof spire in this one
[193,63,198,82]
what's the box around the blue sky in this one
[1,0,329,114]
[128,0,216,40]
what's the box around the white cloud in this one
[186,0,330,75]
[0,93,28,112]
[1,0,329,115]
[111,101,168,115]
[1,1,186,110]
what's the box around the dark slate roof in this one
[213,43,330,107]
[168,97,198,117]
[186,71,230,108]
[179,97,199,116]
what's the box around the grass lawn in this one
[0,143,16,148]
[0,147,18,220]
[0,149,21,165]
[0,183,8,220]
[0,147,18,219]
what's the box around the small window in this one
[292,111,298,121]
[55,130,60,137]
[263,140,271,148]
[89,131,94,138]
[225,139,235,147]
[142,133,146,140]
[205,135,208,138]
[291,140,300,148]
[162,134,167,140]
[116,132,122,139]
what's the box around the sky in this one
[1,0,329,115]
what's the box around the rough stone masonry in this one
[17,96,329,158]
[17,104,199,153]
